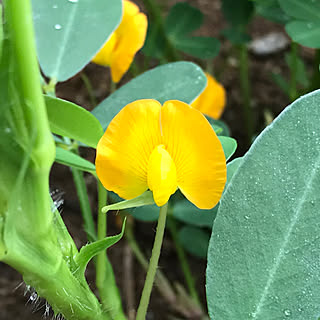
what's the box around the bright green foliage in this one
[74,218,126,278]
[55,147,96,173]
[45,95,103,148]
[178,226,210,259]
[92,62,207,130]
[0,5,3,61]
[279,0,320,48]
[207,90,320,319]
[32,0,122,81]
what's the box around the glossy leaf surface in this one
[46,96,103,148]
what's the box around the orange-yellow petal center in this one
[147,144,177,207]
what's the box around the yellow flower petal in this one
[92,0,148,83]
[192,72,226,119]
[147,145,178,206]
[96,100,162,200]
[161,100,226,209]
[96,99,226,209]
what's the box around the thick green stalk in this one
[167,217,202,308]
[239,44,253,144]
[289,42,298,101]
[136,203,168,320]
[2,1,110,319]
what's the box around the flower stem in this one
[136,203,168,320]
[167,217,202,308]
[239,43,253,144]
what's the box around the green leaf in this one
[174,36,220,59]
[219,136,237,161]
[278,0,320,21]
[45,96,103,148]
[32,0,122,81]
[285,20,320,48]
[221,28,251,45]
[74,218,126,276]
[0,4,3,61]
[255,0,290,24]
[173,200,218,228]
[165,2,203,37]
[221,0,254,28]
[92,62,207,130]
[178,226,210,259]
[207,90,320,320]
[55,147,95,173]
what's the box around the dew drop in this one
[68,0,78,2]
[283,309,291,317]
[4,127,11,133]
[53,4,58,8]
[54,24,62,30]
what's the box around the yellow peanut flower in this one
[192,73,226,119]
[96,100,226,209]
[92,0,147,83]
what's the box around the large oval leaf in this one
[46,96,103,148]
[92,62,206,130]
[207,90,320,319]
[32,0,122,81]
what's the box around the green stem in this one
[125,217,176,303]
[136,203,168,320]
[167,217,202,308]
[81,72,98,107]
[5,0,54,166]
[239,44,253,144]
[142,0,180,61]
[96,181,107,287]
[289,42,298,101]
[70,166,97,242]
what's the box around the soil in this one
[0,0,316,319]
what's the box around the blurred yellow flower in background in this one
[96,99,226,209]
[92,0,147,83]
[192,73,226,120]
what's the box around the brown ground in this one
[0,0,316,319]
